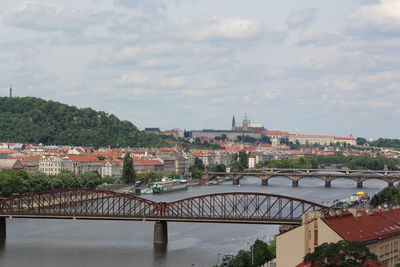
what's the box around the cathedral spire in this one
[232,115,236,130]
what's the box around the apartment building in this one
[277,208,400,267]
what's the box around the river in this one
[0,177,388,267]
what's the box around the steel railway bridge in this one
[202,168,400,188]
[0,189,329,244]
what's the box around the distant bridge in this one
[0,189,329,244]
[202,168,400,188]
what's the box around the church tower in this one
[242,113,249,131]
[9,84,12,98]
[232,115,236,130]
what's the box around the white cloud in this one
[114,0,166,12]
[189,17,261,41]
[156,76,187,88]
[358,71,400,84]
[117,72,187,89]
[5,1,97,33]
[286,8,319,29]
[297,55,336,70]
[181,89,206,97]
[263,90,278,100]
[117,73,149,85]
[129,88,152,96]
[98,47,141,65]
[297,29,344,46]
[347,0,400,37]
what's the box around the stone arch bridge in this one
[202,169,400,188]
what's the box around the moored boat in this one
[151,178,188,193]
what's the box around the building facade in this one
[38,157,73,175]
[276,208,400,267]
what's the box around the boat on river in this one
[333,191,370,208]
[151,178,188,193]
[141,188,153,194]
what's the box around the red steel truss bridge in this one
[0,189,329,243]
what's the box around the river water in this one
[0,177,388,267]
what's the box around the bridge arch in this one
[329,177,359,188]
[235,174,262,185]
[297,176,326,187]
[362,177,398,188]
[0,188,159,217]
[264,175,296,187]
[165,192,329,223]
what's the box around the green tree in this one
[194,157,205,170]
[370,186,400,207]
[208,164,227,172]
[227,250,252,267]
[230,159,244,172]
[58,171,82,188]
[25,172,52,193]
[303,240,378,267]
[0,97,169,148]
[189,165,202,178]
[238,151,249,169]
[81,171,103,189]
[101,175,114,184]
[121,152,136,184]
[0,169,28,196]
[251,239,274,266]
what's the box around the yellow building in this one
[276,208,400,267]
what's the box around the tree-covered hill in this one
[0,97,168,147]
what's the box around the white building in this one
[39,156,73,175]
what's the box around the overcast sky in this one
[1,0,399,138]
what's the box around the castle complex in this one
[189,114,356,146]
[231,114,265,132]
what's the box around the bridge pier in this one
[154,221,168,244]
[325,181,331,188]
[388,181,394,187]
[233,180,239,185]
[0,217,5,239]
[357,182,363,189]
[292,180,299,187]
[262,180,268,186]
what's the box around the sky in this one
[1,0,400,139]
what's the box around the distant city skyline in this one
[1,0,399,138]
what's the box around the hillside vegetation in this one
[0,97,168,147]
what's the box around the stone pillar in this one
[357,182,363,189]
[292,180,299,187]
[262,179,268,186]
[388,181,394,187]
[154,221,168,244]
[325,181,331,188]
[232,179,239,185]
[0,217,5,239]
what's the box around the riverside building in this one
[276,208,400,267]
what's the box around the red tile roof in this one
[134,160,163,166]
[322,208,400,243]
[10,155,40,162]
[67,155,100,162]
[260,130,289,135]
[289,134,334,138]
[296,260,385,267]
[0,150,16,154]
[334,137,356,140]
